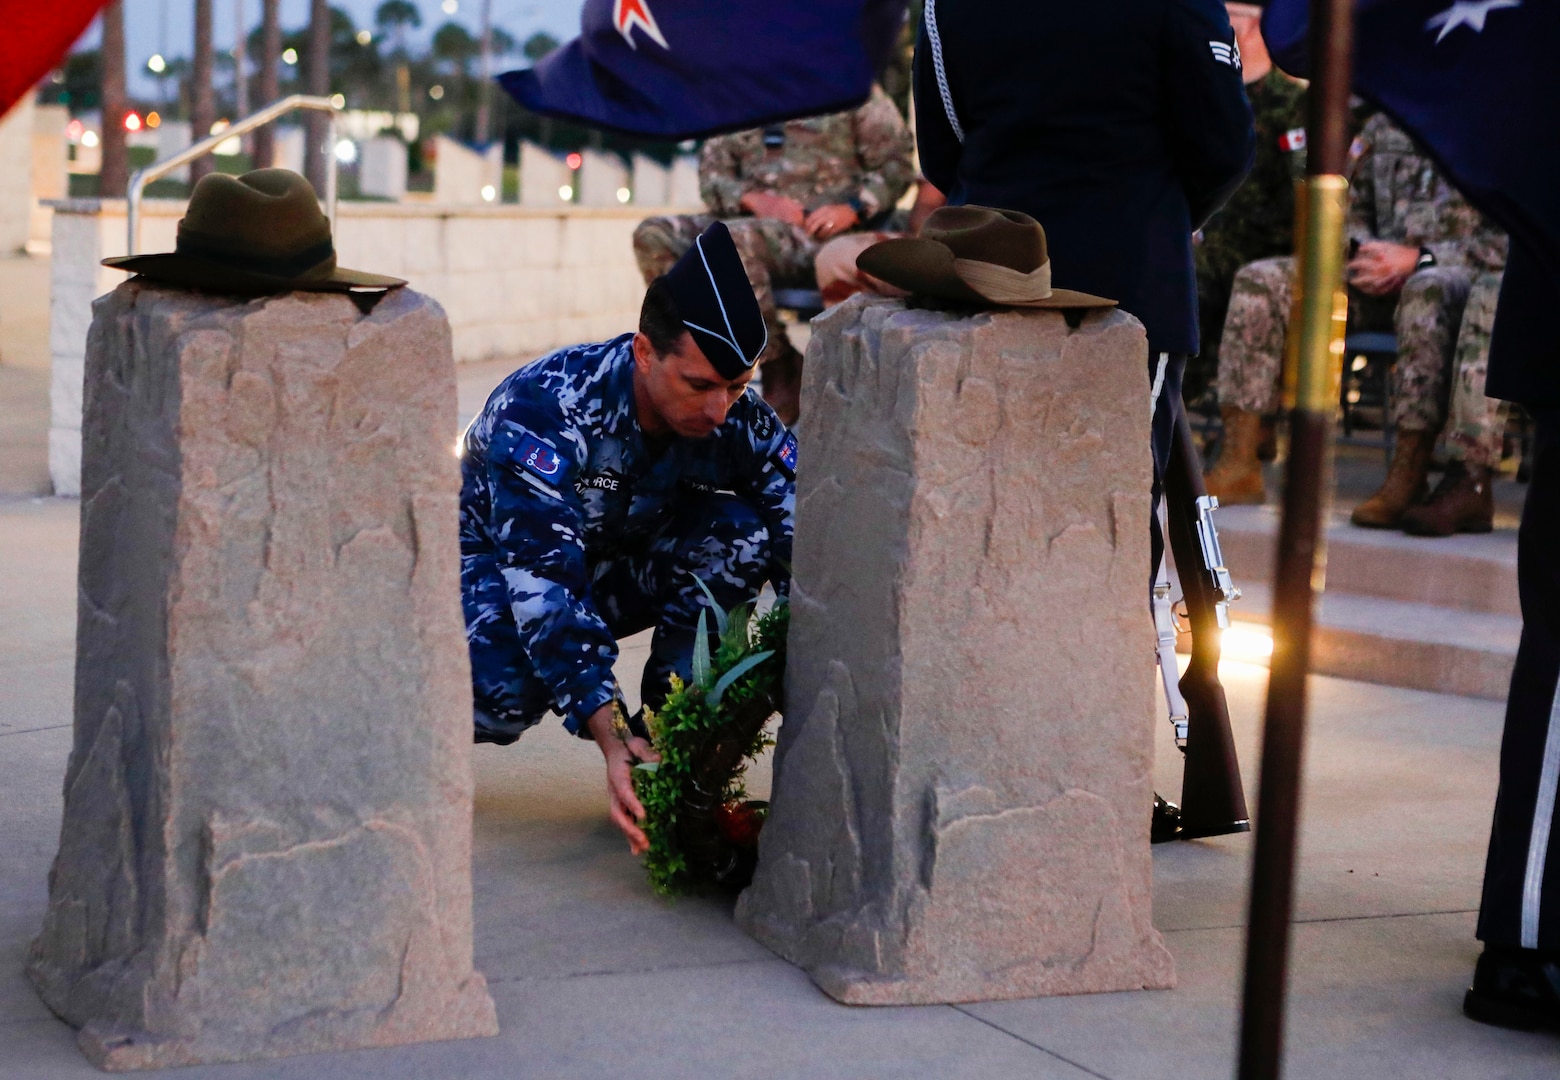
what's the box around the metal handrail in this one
[126,94,340,255]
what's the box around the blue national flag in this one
[1263,0,1560,397]
[499,0,908,141]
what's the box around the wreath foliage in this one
[633,594,788,896]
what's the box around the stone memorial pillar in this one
[737,296,1176,1005]
[28,282,499,1069]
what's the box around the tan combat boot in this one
[1399,462,1495,536]
[1204,407,1266,505]
[1350,429,1434,528]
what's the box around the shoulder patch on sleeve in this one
[772,430,798,480]
[516,433,568,484]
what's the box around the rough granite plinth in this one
[27,282,499,1070]
[736,295,1176,1005]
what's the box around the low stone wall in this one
[48,199,663,495]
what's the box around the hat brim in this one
[100,253,406,295]
[856,237,1116,309]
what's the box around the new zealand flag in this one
[498,0,908,140]
[1263,0,1560,403]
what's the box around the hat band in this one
[953,257,1053,303]
[175,232,337,279]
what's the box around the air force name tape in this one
[661,220,768,380]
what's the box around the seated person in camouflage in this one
[459,222,795,853]
[1190,2,1306,407]
[632,84,915,424]
[1205,112,1506,533]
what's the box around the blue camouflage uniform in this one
[459,332,797,744]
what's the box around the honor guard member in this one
[459,221,796,854]
[913,0,1254,575]
[1465,247,1560,1031]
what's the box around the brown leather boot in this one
[1257,416,1279,462]
[759,343,803,426]
[1400,462,1495,536]
[1350,429,1434,528]
[1204,407,1266,505]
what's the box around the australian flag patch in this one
[517,433,568,484]
[772,430,798,480]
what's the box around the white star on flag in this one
[1425,0,1522,44]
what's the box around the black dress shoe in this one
[1464,944,1560,1033]
[1151,794,1182,844]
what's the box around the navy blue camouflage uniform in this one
[459,333,796,744]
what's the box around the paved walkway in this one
[4,289,1556,1077]
[3,488,1557,1079]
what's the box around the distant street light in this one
[335,139,358,163]
[147,54,167,73]
[428,84,445,100]
[282,47,298,64]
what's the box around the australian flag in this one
[499,0,908,140]
[1263,0,1560,403]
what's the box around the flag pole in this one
[1236,0,1354,1077]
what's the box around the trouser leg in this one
[632,213,717,284]
[1149,350,1189,591]
[1390,265,1474,434]
[462,551,560,744]
[591,495,775,717]
[1215,256,1295,414]
[1446,271,1508,469]
[1477,411,1560,950]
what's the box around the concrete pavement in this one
[4,487,1557,1079]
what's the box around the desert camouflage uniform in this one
[1192,69,1307,396]
[632,85,915,363]
[459,334,796,745]
[1445,270,1509,467]
[1217,114,1505,441]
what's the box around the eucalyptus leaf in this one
[691,608,712,687]
[690,574,729,636]
[707,650,775,709]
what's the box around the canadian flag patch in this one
[1279,128,1307,153]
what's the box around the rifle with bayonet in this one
[1153,406,1251,840]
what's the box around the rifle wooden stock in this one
[1164,408,1251,839]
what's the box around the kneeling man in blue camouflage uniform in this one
[459,222,796,853]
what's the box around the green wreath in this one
[633,586,788,896]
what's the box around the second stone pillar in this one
[737,295,1176,1004]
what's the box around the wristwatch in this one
[1416,246,1437,271]
[846,194,867,223]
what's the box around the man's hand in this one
[740,190,806,227]
[804,203,859,239]
[1347,241,1420,297]
[586,703,661,855]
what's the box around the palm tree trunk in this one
[190,0,216,184]
[305,0,330,192]
[474,0,494,144]
[98,0,129,198]
[253,0,280,167]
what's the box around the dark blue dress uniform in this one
[459,334,795,744]
[913,0,1254,580]
[1469,246,1560,1018]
